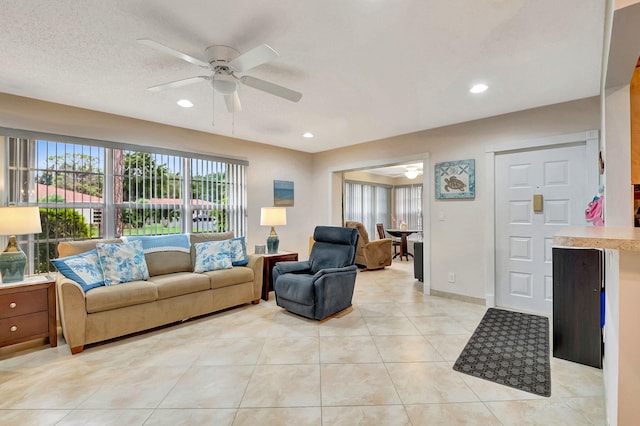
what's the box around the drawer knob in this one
[9,302,17,309]
[10,325,17,332]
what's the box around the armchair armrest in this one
[312,265,358,320]
[365,238,392,249]
[362,239,392,269]
[273,260,312,284]
[312,264,358,280]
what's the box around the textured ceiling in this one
[0,0,605,153]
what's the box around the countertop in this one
[553,226,640,252]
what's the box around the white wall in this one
[604,85,633,226]
[312,97,600,299]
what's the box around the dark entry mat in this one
[453,308,550,397]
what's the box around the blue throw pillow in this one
[51,249,104,292]
[229,236,249,266]
[194,240,233,273]
[96,240,150,285]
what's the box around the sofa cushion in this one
[201,266,254,289]
[229,236,249,266]
[151,272,211,300]
[51,249,105,292]
[97,240,150,285]
[144,251,192,277]
[57,238,122,258]
[125,234,192,276]
[194,240,233,273]
[190,232,234,269]
[85,281,158,313]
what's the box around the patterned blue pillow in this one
[194,240,233,273]
[229,236,249,266]
[96,240,150,286]
[51,249,104,292]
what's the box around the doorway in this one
[495,144,588,314]
[485,131,599,313]
[329,153,430,291]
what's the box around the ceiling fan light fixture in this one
[212,74,237,95]
[470,83,488,94]
[405,168,420,179]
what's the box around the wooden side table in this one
[0,276,57,349]
[261,251,298,301]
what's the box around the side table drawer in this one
[0,288,48,319]
[0,311,49,344]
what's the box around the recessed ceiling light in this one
[470,83,488,94]
[303,132,314,138]
[177,99,193,108]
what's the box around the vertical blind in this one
[394,184,423,236]
[344,180,391,238]
[4,134,248,274]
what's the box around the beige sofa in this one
[55,232,263,354]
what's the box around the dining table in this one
[385,228,420,260]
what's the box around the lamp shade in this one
[260,207,287,227]
[0,206,42,236]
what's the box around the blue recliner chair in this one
[273,226,359,320]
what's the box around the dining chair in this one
[376,223,400,256]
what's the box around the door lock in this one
[533,194,543,212]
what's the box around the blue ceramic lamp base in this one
[0,248,27,283]
[267,235,279,254]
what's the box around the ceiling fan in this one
[138,39,303,113]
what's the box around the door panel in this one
[496,144,587,314]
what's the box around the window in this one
[394,184,423,236]
[3,132,247,274]
[344,180,391,237]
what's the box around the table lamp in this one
[0,206,43,283]
[260,207,287,254]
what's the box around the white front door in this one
[495,144,588,314]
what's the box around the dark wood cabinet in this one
[552,248,603,368]
[0,277,57,349]
[261,251,298,301]
[414,242,423,282]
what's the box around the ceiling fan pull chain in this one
[211,74,215,127]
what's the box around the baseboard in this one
[485,294,495,308]
[430,289,485,306]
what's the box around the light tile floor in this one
[0,260,606,425]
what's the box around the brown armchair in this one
[345,221,392,270]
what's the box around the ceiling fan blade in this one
[240,75,302,102]
[146,76,209,92]
[224,92,242,112]
[138,38,210,69]
[229,43,279,72]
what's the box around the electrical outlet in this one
[448,272,455,283]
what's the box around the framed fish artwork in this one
[435,159,475,199]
